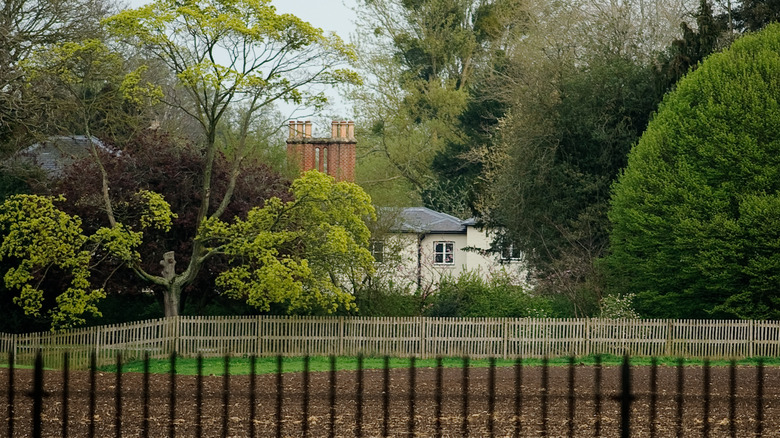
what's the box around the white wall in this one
[377,227,526,292]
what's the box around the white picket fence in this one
[1,316,779,369]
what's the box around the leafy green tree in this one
[204,171,375,314]
[0,0,113,152]
[732,0,780,32]
[0,195,105,329]
[606,23,780,319]
[482,54,659,315]
[97,0,359,316]
[352,0,518,215]
[22,39,161,145]
[54,131,291,314]
[655,0,729,93]
[477,0,694,315]
[1,170,375,328]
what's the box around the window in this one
[434,241,454,265]
[370,240,384,262]
[501,244,521,262]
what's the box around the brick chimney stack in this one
[286,120,356,182]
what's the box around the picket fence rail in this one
[1,316,779,369]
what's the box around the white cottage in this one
[372,207,526,291]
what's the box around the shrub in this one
[606,24,780,319]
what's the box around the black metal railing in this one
[1,351,773,437]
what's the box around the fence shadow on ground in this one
[1,351,776,437]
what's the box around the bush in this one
[352,281,424,317]
[426,271,552,318]
[606,24,780,319]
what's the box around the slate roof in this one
[13,136,114,176]
[391,207,473,234]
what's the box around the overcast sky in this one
[272,0,358,41]
[124,0,361,123]
[270,0,359,123]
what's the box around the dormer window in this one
[434,241,454,265]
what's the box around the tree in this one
[655,0,729,93]
[21,39,161,145]
[1,169,375,328]
[352,0,519,215]
[476,0,690,315]
[606,23,780,319]
[732,0,780,32]
[0,195,105,329]
[0,0,113,152]
[97,0,359,316]
[53,131,291,314]
[204,171,375,314]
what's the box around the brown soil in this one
[1,364,778,437]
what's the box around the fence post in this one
[176,316,182,355]
[94,325,101,363]
[338,316,344,356]
[749,319,755,358]
[256,315,262,357]
[502,319,508,360]
[12,334,17,365]
[585,318,591,357]
[665,320,674,357]
[419,317,426,359]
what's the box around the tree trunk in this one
[163,284,181,317]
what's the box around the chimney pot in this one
[296,121,304,138]
[332,121,338,138]
[339,121,347,138]
[304,121,312,138]
[348,121,355,139]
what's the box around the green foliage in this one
[606,24,780,319]
[353,0,518,214]
[353,282,424,317]
[598,293,640,319]
[426,271,551,318]
[733,0,780,32]
[0,195,104,329]
[655,0,728,94]
[0,0,111,152]
[100,0,361,317]
[483,53,659,313]
[105,0,357,134]
[21,39,160,143]
[203,171,376,314]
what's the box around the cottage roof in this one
[391,207,473,234]
[13,135,115,176]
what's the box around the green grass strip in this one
[95,354,780,376]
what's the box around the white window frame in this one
[370,240,385,263]
[500,244,521,262]
[433,241,454,265]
